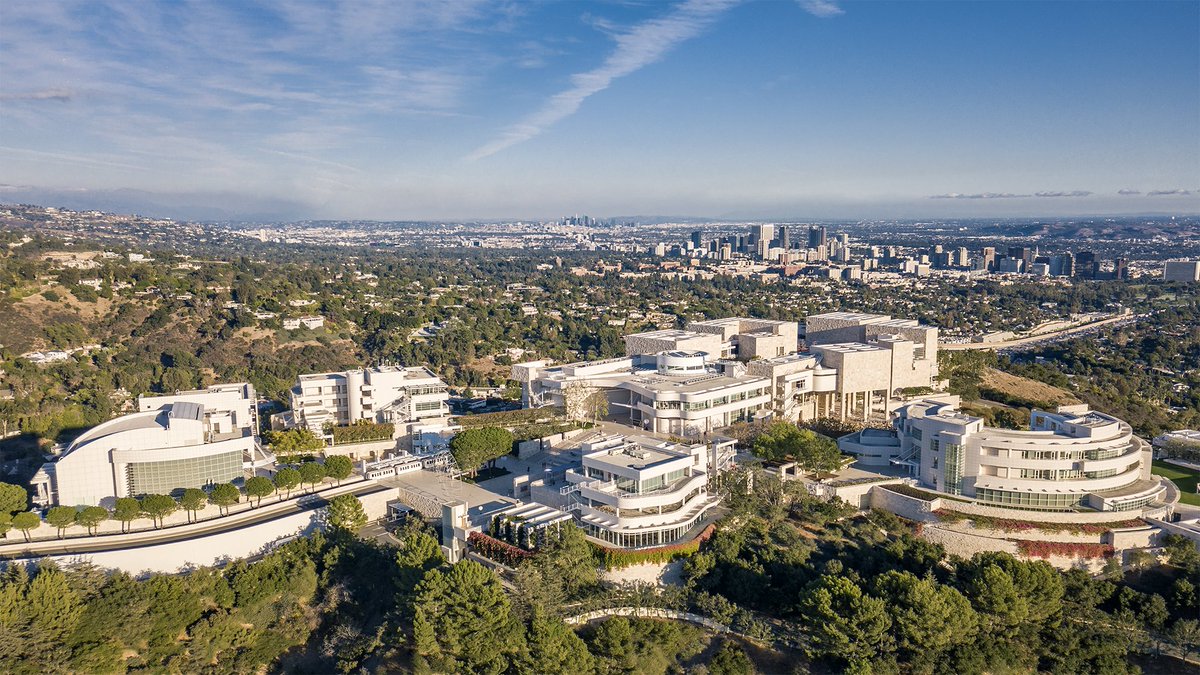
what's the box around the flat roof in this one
[586,446,683,472]
[629,371,768,395]
[813,342,888,353]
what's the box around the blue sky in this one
[1,0,1197,220]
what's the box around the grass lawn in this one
[1152,460,1200,506]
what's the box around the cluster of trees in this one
[4,458,355,541]
[749,421,843,474]
[449,427,515,476]
[682,477,1200,673]
[1006,301,1200,436]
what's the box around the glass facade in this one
[126,451,242,496]
[584,518,700,549]
[976,487,1083,510]
[943,442,964,495]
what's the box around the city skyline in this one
[1,0,1198,221]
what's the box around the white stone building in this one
[839,397,1165,512]
[32,383,262,507]
[559,435,733,548]
[287,366,449,433]
[515,315,939,432]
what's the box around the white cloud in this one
[1034,190,1092,198]
[466,0,739,161]
[797,0,844,18]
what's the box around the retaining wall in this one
[869,486,940,522]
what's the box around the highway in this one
[0,482,392,559]
[939,314,1138,352]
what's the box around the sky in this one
[1,0,1198,221]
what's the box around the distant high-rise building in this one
[1114,258,1129,280]
[778,225,789,250]
[981,247,996,271]
[808,226,827,249]
[1076,251,1098,279]
[1164,260,1200,282]
[690,230,703,249]
[1049,253,1074,277]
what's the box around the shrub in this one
[453,407,566,428]
[469,531,534,566]
[331,421,394,445]
[933,509,1143,535]
[1016,540,1114,559]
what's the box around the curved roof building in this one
[35,384,260,507]
[841,397,1164,513]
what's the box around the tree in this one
[245,476,275,507]
[209,483,240,515]
[751,421,843,474]
[324,455,353,486]
[799,574,893,671]
[0,482,28,514]
[872,570,978,662]
[563,381,607,422]
[140,494,177,529]
[75,506,108,535]
[46,506,78,539]
[708,640,754,675]
[1170,619,1200,663]
[449,427,513,476]
[180,488,208,522]
[274,467,301,498]
[113,497,142,533]
[265,428,324,462]
[413,560,526,673]
[12,511,41,541]
[299,462,326,493]
[326,494,368,533]
[524,611,595,675]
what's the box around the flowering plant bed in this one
[933,509,1142,535]
[591,524,716,570]
[1016,540,1114,559]
[468,531,534,566]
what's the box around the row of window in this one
[975,487,1083,510]
[998,446,1126,461]
[126,451,243,497]
[1016,465,1131,481]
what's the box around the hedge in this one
[453,407,566,428]
[591,524,716,570]
[468,531,534,566]
[331,421,394,445]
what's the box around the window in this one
[414,401,442,412]
[127,450,242,497]
[976,487,1082,510]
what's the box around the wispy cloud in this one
[929,192,1029,199]
[1148,189,1193,196]
[797,0,844,18]
[0,88,73,102]
[466,0,740,161]
[1117,188,1141,195]
[1034,190,1092,198]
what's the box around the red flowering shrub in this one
[468,531,534,566]
[1016,540,1114,559]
